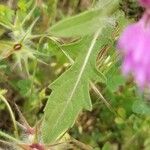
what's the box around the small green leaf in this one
[132,100,150,115]
[18,0,28,12]
[0,5,14,28]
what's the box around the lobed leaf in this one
[42,33,106,143]
[42,0,119,143]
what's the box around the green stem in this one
[0,95,19,139]
[0,130,20,143]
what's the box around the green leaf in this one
[18,0,28,12]
[132,100,150,115]
[42,0,119,143]
[0,5,14,29]
[42,30,107,143]
[49,0,119,37]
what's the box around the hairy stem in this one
[0,95,19,139]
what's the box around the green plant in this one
[1,0,150,150]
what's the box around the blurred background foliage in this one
[0,0,150,150]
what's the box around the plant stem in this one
[0,95,19,139]
[0,130,20,143]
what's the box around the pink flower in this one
[117,13,150,87]
[139,0,150,7]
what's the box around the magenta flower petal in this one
[117,23,142,54]
[122,52,133,75]
[117,14,150,88]
[139,0,150,7]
